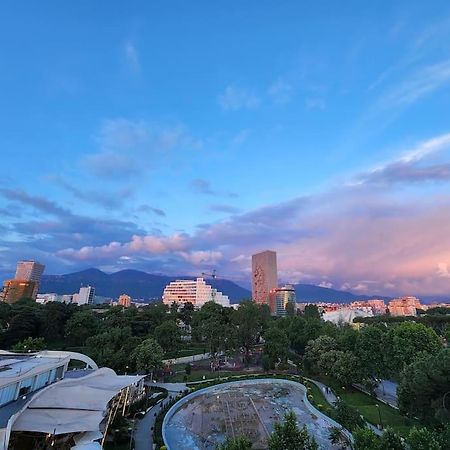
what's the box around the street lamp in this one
[375,404,383,429]
[443,391,450,410]
[125,366,129,375]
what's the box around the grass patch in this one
[303,379,335,418]
[311,374,419,436]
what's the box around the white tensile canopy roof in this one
[12,368,144,435]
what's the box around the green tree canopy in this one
[11,336,45,353]
[407,427,442,450]
[64,309,100,346]
[263,327,290,369]
[132,337,164,375]
[397,348,450,424]
[154,320,182,353]
[86,327,141,373]
[267,410,318,450]
[215,436,253,450]
[384,322,441,375]
[233,301,265,364]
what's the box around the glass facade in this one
[0,365,65,407]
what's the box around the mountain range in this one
[39,268,390,304]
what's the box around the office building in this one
[75,286,95,305]
[14,260,45,299]
[389,296,422,316]
[0,280,36,304]
[252,250,278,305]
[269,284,296,316]
[118,294,132,307]
[162,278,230,308]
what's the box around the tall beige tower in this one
[252,250,277,305]
[14,260,45,299]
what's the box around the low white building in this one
[162,278,230,308]
[322,307,373,324]
[35,293,60,304]
[0,350,144,450]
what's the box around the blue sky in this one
[2,1,450,296]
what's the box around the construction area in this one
[163,379,347,449]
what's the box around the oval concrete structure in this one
[162,378,351,450]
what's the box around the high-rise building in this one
[162,278,230,308]
[118,294,132,307]
[388,296,422,316]
[269,284,296,316]
[75,286,95,305]
[0,280,36,304]
[14,260,45,299]
[251,250,277,305]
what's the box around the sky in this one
[2,1,450,296]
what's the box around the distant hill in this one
[40,268,390,304]
[40,268,250,303]
[292,284,390,303]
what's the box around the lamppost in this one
[129,411,140,450]
[375,404,383,429]
[443,391,450,411]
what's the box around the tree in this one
[336,325,358,352]
[154,321,181,353]
[11,336,45,352]
[356,325,387,378]
[40,301,74,344]
[331,351,363,387]
[263,327,290,369]
[333,400,364,431]
[378,428,405,450]
[64,310,100,346]
[215,436,253,450]
[267,410,318,450]
[304,335,337,372]
[384,322,441,375]
[132,338,164,376]
[318,349,344,374]
[233,301,264,365]
[86,327,141,372]
[178,302,195,327]
[328,426,351,448]
[397,348,450,424]
[303,305,320,321]
[407,427,442,450]
[192,302,235,360]
[352,427,379,450]
[3,301,43,347]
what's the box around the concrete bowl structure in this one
[162,378,350,450]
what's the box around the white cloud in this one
[218,86,260,111]
[305,97,326,110]
[381,59,450,108]
[318,281,333,289]
[437,262,450,278]
[123,40,140,73]
[268,80,293,104]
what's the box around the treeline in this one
[354,311,450,336]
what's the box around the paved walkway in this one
[133,383,187,450]
[162,352,210,366]
[373,380,398,408]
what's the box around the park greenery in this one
[0,296,449,447]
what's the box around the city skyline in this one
[2,2,450,296]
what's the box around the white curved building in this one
[162,278,230,308]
